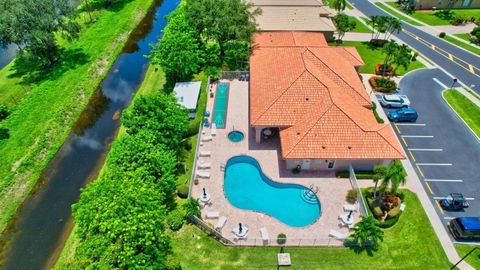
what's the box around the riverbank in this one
[0,0,155,235]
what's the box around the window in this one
[327,160,335,169]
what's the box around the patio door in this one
[302,159,311,170]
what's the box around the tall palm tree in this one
[381,40,399,76]
[332,0,347,13]
[380,160,408,194]
[392,44,413,76]
[384,17,403,40]
[353,216,384,247]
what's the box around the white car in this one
[379,94,411,108]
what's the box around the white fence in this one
[349,165,369,217]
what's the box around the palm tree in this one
[384,17,403,40]
[380,160,408,194]
[381,40,399,76]
[372,165,387,198]
[332,0,347,13]
[353,216,384,248]
[391,44,413,76]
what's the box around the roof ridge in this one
[305,48,371,105]
[333,100,379,132]
[283,102,334,158]
[377,125,407,158]
[252,68,309,125]
[336,46,363,65]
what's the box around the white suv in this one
[379,94,411,108]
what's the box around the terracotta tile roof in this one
[250,32,405,160]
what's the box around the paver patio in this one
[190,79,359,246]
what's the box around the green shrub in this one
[0,104,9,121]
[373,206,383,218]
[167,209,185,231]
[439,32,446,38]
[346,189,358,203]
[336,170,375,179]
[379,215,400,228]
[277,233,287,245]
[0,128,10,140]
[177,185,190,199]
[336,171,349,178]
[388,205,401,218]
[183,197,201,217]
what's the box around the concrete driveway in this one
[380,68,480,243]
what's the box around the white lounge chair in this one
[400,203,406,211]
[211,123,217,136]
[205,211,219,219]
[197,162,211,169]
[202,135,213,142]
[196,171,211,179]
[343,204,357,212]
[199,150,211,157]
[215,216,227,229]
[329,229,348,240]
[260,227,269,243]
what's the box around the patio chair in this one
[343,204,357,212]
[199,150,211,157]
[260,227,269,243]
[203,119,210,128]
[205,211,220,219]
[196,171,211,179]
[211,123,217,136]
[197,162,211,169]
[215,216,227,229]
[329,229,348,240]
[400,203,406,211]
[202,135,213,142]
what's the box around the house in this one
[249,32,406,171]
[173,81,201,119]
[247,0,336,41]
[407,0,480,10]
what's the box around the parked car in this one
[379,94,411,108]
[448,217,480,241]
[440,193,469,211]
[387,108,418,122]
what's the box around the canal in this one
[0,0,178,269]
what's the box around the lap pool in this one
[224,156,321,227]
[212,82,229,128]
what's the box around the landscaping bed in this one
[369,76,397,92]
[363,188,403,229]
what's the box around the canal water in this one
[0,0,178,269]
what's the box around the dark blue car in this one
[387,108,418,122]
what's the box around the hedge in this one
[336,171,375,179]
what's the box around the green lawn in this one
[330,41,426,75]
[349,16,372,33]
[443,89,480,138]
[171,190,451,269]
[0,62,28,106]
[375,2,423,26]
[0,0,156,233]
[346,1,354,10]
[444,35,480,55]
[455,245,480,270]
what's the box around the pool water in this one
[228,131,244,142]
[224,156,321,227]
[212,82,229,128]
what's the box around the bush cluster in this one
[71,94,188,268]
[0,104,9,141]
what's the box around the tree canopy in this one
[0,0,80,67]
[333,14,357,41]
[185,0,260,55]
[353,216,384,248]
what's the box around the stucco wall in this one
[285,158,393,172]
[414,0,480,9]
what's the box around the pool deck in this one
[191,79,359,246]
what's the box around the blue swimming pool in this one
[224,156,321,227]
[212,82,229,128]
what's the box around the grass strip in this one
[375,2,423,26]
[0,0,155,233]
[443,35,480,55]
[454,245,480,270]
[170,189,451,269]
[443,89,480,139]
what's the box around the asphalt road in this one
[382,68,480,242]
[348,0,480,94]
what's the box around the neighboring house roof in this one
[250,32,405,160]
[173,81,201,110]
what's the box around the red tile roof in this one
[250,32,405,160]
